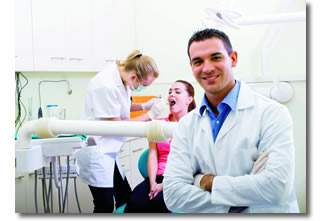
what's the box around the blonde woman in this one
[76,50,160,213]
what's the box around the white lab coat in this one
[76,62,131,187]
[163,81,299,213]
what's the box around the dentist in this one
[76,50,160,213]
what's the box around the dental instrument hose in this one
[58,157,64,213]
[41,167,50,213]
[46,162,53,213]
[53,158,62,213]
[34,170,38,213]
[73,177,82,213]
[62,156,70,213]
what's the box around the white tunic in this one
[163,82,299,213]
[76,62,131,187]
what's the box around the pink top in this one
[156,116,173,175]
[156,139,171,175]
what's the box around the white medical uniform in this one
[76,62,131,188]
[163,82,299,213]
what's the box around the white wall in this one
[15,0,306,213]
[135,0,305,84]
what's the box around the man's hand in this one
[194,174,215,192]
[193,151,269,192]
[200,174,215,192]
[251,151,269,174]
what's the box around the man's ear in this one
[230,51,238,67]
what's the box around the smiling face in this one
[189,37,237,104]
[168,82,193,117]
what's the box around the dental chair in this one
[137,148,149,178]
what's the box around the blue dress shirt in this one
[199,80,240,142]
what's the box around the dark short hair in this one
[187,28,233,58]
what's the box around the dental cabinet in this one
[15,0,135,72]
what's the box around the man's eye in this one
[192,60,202,66]
[212,56,222,60]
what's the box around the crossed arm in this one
[163,106,295,212]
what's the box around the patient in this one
[125,80,196,213]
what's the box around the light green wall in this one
[17,72,95,121]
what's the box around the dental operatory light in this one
[203,8,305,29]
[38,80,72,118]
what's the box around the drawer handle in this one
[50,56,65,60]
[105,59,115,63]
[69,57,83,61]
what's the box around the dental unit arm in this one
[15,118,177,173]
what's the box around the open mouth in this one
[169,100,176,107]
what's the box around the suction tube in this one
[16,118,178,149]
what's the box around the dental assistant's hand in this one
[141,98,159,110]
[147,99,166,120]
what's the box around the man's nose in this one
[202,60,215,73]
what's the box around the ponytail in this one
[119,49,159,80]
[126,50,142,62]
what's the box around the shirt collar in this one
[199,80,240,116]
